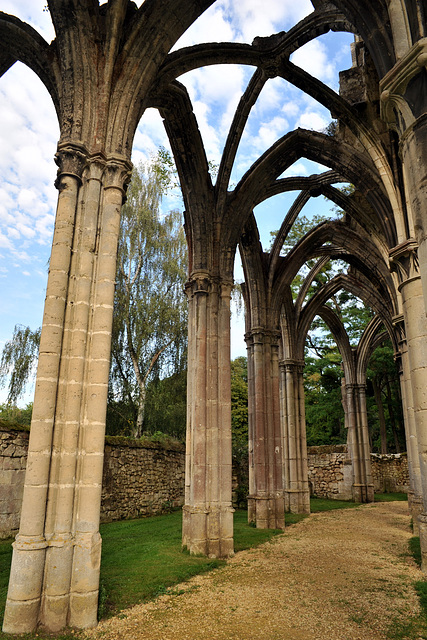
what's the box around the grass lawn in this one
[0,494,407,640]
[374,492,408,502]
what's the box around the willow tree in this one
[109,160,188,438]
[0,324,40,405]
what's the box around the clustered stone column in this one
[182,273,234,558]
[246,328,285,529]
[344,382,374,502]
[279,359,310,514]
[2,145,131,634]
[393,317,423,533]
[390,241,427,567]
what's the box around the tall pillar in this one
[2,147,131,634]
[183,273,234,558]
[394,317,423,532]
[280,359,310,514]
[390,241,427,571]
[345,382,374,503]
[246,329,284,529]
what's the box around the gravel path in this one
[85,502,426,640]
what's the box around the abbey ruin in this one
[1,0,427,633]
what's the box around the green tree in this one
[367,341,404,453]
[0,324,40,405]
[108,159,188,438]
[230,356,249,507]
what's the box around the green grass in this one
[310,496,362,512]
[0,495,407,639]
[409,536,422,568]
[375,492,408,502]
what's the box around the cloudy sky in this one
[0,0,353,403]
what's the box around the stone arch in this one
[2,1,427,634]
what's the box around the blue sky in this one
[0,1,354,403]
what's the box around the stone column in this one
[355,384,374,502]
[183,273,234,558]
[2,148,131,634]
[344,382,374,503]
[279,360,310,514]
[390,241,427,570]
[394,317,423,533]
[246,329,284,529]
[2,144,87,635]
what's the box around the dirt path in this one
[85,502,426,640]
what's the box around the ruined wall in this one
[101,437,185,522]
[1,428,410,538]
[307,445,354,500]
[370,453,409,493]
[307,445,409,499]
[0,426,185,538]
[0,426,29,538]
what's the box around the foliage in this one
[367,342,405,453]
[108,157,188,438]
[143,370,187,440]
[230,357,248,456]
[0,402,32,427]
[230,357,249,506]
[0,325,40,405]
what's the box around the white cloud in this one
[251,115,289,152]
[290,39,336,84]
[295,111,329,132]
[0,1,55,43]
[230,0,312,42]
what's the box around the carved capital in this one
[185,272,233,299]
[380,38,427,135]
[279,358,304,374]
[389,239,420,285]
[103,154,133,195]
[245,326,280,346]
[54,141,89,187]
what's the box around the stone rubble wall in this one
[307,445,409,499]
[1,427,410,538]
[370,452,409,493]
[0,427,29,538]
[101,437,185,522]
[307,445,354,501]
[0,426,185,539]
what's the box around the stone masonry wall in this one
[0,428,410,538]
[0,426,185,538]
[370,453,409,493]
[101,437,185,522]
[307,445,409,499]
[307,445,354,500]
[0,426,29,538]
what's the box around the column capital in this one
[380,38,427,136]
[389,239,420,286]
[54,141,89,186]
[245,326,280,346]
[185,272,233,299]
[279,358,304,373]
[103,154,133,194]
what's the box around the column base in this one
[182,505,234,558]
[353,484,375,503]
[2,535,47,634]
[284,489,310,515]
[409,493,423,536]
[418,513,427,574]
[247,495,285,529]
